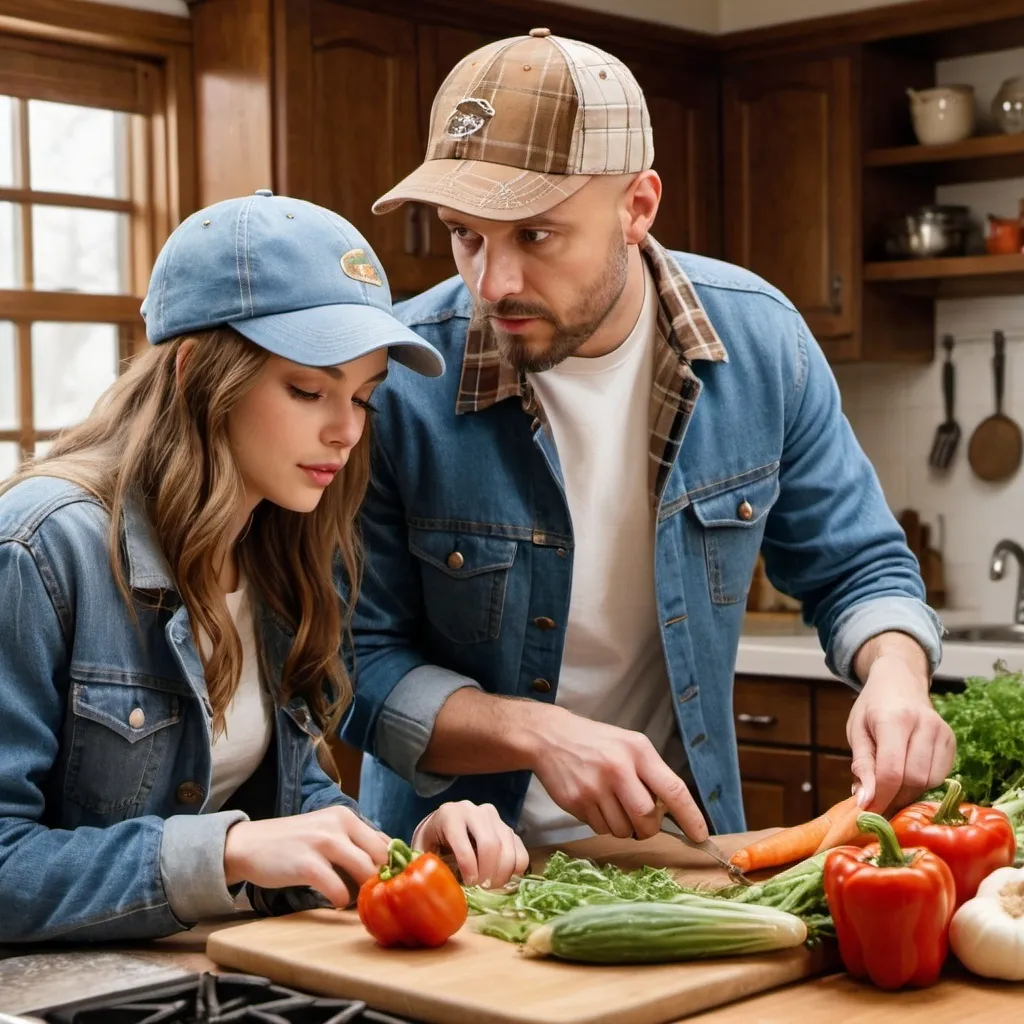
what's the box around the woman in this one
[0,191,527,943]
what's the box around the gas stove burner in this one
[37,973,420,1024]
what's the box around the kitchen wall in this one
[835,46,1024,624]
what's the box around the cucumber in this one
[522,899,807,963]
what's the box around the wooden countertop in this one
[17,832,1017,1022]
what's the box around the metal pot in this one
[885,204,971,259]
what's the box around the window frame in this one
[0,0,193,460]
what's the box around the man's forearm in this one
[418,688,548,776]
[852,630,931,691]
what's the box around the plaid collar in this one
[455,235,728,503]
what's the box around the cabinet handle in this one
[801,781,813,793]
[736,713,777,727]
[404,204,420,256]
[830,273,843,313]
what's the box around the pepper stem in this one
[857,812,908,868]
[932,778,969,826]
[378,838,420,881]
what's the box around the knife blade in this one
[658,815,751,885]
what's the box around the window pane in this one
[0,443,17,480]
[0,321,15,429]
[32,322,117,429]
[28,100,126,199]
[0,202,20,288]
[34,440,54,458]
[0,96,13,188]
[33,206,128,294]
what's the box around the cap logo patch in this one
[445,97,495,139]
[340,249,383,286]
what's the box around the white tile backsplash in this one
[834,48,1024,624]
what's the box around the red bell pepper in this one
[824,812,955,990]
[357,838,468,948]
[891,778,1017,908]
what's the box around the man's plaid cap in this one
[372,28,654,222]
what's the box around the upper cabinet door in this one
[722,55,856,340]
[308,2,431,297]
[630,62,720,257]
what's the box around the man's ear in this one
[175,337,197,388]
[622,170,662,245]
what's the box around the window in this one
[0,9,194,474]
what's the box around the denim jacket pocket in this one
[689,466,780,605]
[64,674,182,815]
[407,527,518,644]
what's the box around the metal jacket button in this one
[176,782,203,805]
[531,678,552,693]
[737,500,754,521]
[533,616,556,631]
[128,708,145,729]
[446,551,465,570]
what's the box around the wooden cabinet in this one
[722,54,856,343]
[191,0,721,298]
[630,62,719,255]
[739,745,814,832]
[735,674,856,828]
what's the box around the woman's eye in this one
[288,384,323,401]
[353,396,378,414]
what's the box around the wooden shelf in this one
[864,133,1024,184]
[863,253,1024,298]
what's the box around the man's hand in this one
[532,706,709,842]
[847,632,955,815]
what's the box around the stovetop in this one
[34,973,421,1024]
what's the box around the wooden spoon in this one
[968,330,1022,483]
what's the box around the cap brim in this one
[372,159,591,222]
[228,303,445,378]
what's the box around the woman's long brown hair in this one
[1,328,367,742]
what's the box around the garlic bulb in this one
[949,866,1024,981]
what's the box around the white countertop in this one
[737,610,1024,682]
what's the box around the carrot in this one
[729,795,863,873]
[812,794,864,853]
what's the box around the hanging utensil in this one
[928,335,960,471]
[968,331,1023,483]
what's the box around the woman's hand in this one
[223,806,390,907]
[411,800,528,889]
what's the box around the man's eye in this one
[451,226,477,241]
[521,229,551,244]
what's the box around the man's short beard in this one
[473,234,629,374]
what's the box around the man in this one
[342,28,954,851]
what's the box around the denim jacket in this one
[0,476,358,943]
[344,240,942,840]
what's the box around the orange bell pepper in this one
[357,838,467,948]
[824,812,955,990]
[891,778,1017,908]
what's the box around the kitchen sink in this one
[945,623,1024,643]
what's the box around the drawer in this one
[738,744,814,829]
[814,684,856,750]
[734,676,811,746]
[816,752,854,813]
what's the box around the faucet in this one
[990,539,1024,625]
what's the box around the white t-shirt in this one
[199,586,274,812]
[518,262,678,847]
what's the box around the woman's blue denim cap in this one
[140,189,444,378]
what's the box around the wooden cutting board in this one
[207,832,838,1024]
